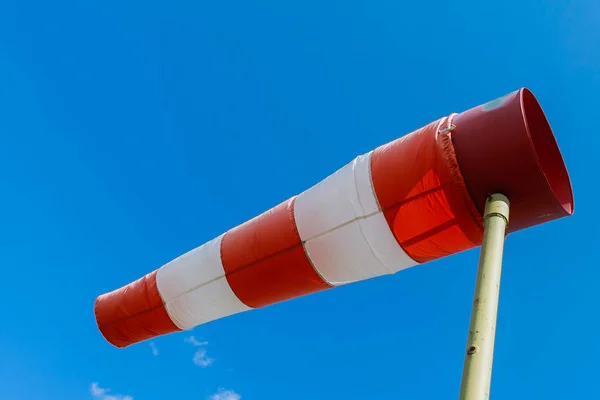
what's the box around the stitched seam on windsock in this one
[352,152,398,275]
[369,116,450,265]
[155,273,186,331]
[436,113,484,241]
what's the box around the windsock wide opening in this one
[521,89,573,216]
[451,88,574,233]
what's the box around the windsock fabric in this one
[94,114,484,348]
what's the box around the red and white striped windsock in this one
[94,88,574,348]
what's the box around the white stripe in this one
[294,152,418,286]
[156,235,251,330]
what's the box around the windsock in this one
[94,88,573,348]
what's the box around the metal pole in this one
[459,193,510,400]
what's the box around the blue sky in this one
[0,1,598,399]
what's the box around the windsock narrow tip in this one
[93,270,181,348]
[452,88,574,232]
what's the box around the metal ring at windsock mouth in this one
[450,88,574,233]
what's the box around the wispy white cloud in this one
[185,335,208,347]
[185,335,214,367]
[192,347,214,367]
[150,341,158,356]
[208,388,241,400]
[90,383,107,397]
[90,382,133,400]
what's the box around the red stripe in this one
[370,118,483,263]
[221,197,331,308]
[94,270,180,348]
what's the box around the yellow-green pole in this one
[459,193,510,400]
